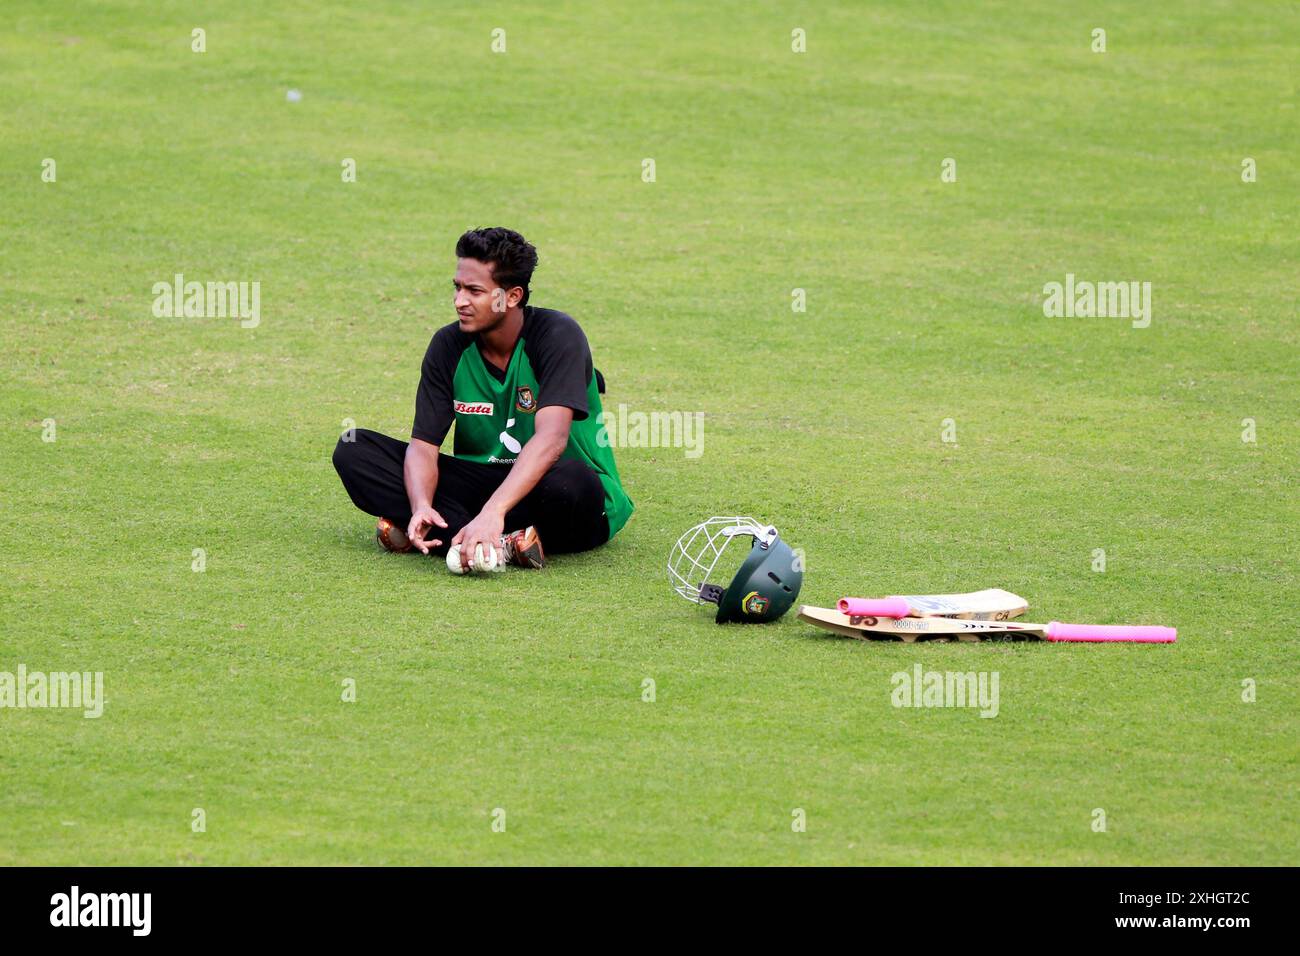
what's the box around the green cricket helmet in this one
[667,516,804,624]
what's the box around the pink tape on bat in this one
[838,597,911,618]
[1044,622,1177,643]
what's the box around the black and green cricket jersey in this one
[411,305,633,540]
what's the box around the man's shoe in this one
[376,517,413,553]
[499,526,546,569]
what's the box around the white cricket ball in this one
[445,542,504,574]
[473,542,505,572]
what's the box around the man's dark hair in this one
[456,227,539,306]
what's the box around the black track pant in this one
[332,429,610,555]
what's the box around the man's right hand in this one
[407,506,449,554]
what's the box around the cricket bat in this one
[798,605,1175,644]
[837,588,1027,621]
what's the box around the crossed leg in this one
[332,429,609,555]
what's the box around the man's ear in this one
[506,285,525,309]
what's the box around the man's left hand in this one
[452,507,506,571]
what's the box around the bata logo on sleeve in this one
[454,401,495,416]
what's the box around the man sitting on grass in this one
[333,227,633,573]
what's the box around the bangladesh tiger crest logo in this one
[742,591,770,616]
[515,386,537,413]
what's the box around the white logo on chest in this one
[500,418,522,454]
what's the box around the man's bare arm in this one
[404,437,448,553]
[485,406,572,518]
[452,406,573,564]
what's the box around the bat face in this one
[799,605,1043,642]
[892,588,1027,620]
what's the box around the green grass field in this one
[2,1,1296,865]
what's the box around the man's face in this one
[453,258,520,333]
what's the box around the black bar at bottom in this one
[0,866,1280,942]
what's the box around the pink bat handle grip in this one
[838,597,911,618]
[1045,622,1176,643]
